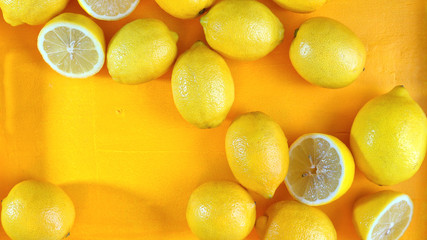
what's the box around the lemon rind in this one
[37,22,105,78]
[78,0,140,21]
[367,194,413,240]
[285,133,346,206]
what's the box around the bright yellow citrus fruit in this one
[107,19,178,84]
[78,0,140,21]
[290,17,366,88]
[353,190,413,240]
[226,112,289,199]
[155,0,215,19]
[172,41,234,129]
[285,133,355,206]
[256,200,337,240]
[186,181,256,240]
[37,13,106,78]
[273,0,327,13]
[350,85,427,186]
[200,0,284,61]
[1,180,75,240]
[0,0,69,26]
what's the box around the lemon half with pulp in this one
[37,13,105,78]
[353,190,413,240]
[78,0,140,21]
[285,133,355,206]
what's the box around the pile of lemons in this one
[0,0,426,240]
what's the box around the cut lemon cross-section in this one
[285,133,355,206]
[78,0,140,21]
[37,13,105,78]
[353,191,413,240]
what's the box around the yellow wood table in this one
[0,0,426,239]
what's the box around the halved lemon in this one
[78,0,140,21]
[284,133,355,206]
[37,13,105,78]
[353,191,413,240]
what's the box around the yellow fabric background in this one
[0,0,426,239]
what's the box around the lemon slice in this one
[37,13,105,78]
[78,0,140,21]
[284,133,355,206]
[353,191,413,240]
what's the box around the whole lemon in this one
[186,181,256,240]
[226,112,289,198]
[0,0,69,26]
[273,0,327,13]
[107,19,178,84]
[200,0,284,61]
[172,41,234,128]
[1,180,75,240]
[256,201,337,240]
[155,0,215,19]
[350,85,427,186]
[290,17,366,88]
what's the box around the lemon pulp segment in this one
[38,15,105,78]
[370,196,413,240]
[78,0,140,20]
[287,137,342,202]
[285,133,354,206]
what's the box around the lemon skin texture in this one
[155,0,215,19]
[0,0,69,26]
[200,0,284,61]
[226,112,289,198]
[172,41,234,129]
[273,0,327,13]
[1,180,75,240]
[107,19,178,84]
[256,200,337,240]
[186,181,256,240]
[350,86,427,186]
[290,17,366,88]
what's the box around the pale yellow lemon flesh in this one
[37,13,105,78]
[353,190,413,240]
[285,133,355,206]
[78,0,140,21]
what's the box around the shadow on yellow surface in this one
[0,50,47,189]
[61,182,173,239]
